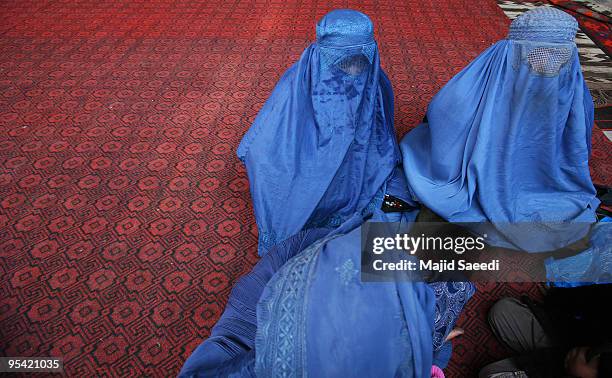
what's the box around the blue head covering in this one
[507,7,578,43]
[399,7,599,252]
[238,9,399,255]
[255,220,435,377]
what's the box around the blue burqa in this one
[179,209,475,377]
[238,9,399,254]
[399,8,600,252]
[179,212,438,377]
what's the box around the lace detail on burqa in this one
[429,281,476,350]
[335,258,359,286]
[255,237,332,377]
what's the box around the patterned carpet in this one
[0,1,609,377]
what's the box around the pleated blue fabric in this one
[399,8,599,252]
[237,9,400,255]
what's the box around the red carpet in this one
[0,1,608,377]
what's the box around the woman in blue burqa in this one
[400,8,606,258]
[178,9,474,377]
[179,210,464,377]
[237,8,399,256]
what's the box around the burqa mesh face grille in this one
[527,46,573,75]
[336,54,370,75]
[512,41,576,77]
[318,43,376,71]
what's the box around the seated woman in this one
[179,211,468,377]
[400,7,600,253]
[237,9,400,255]
[183,10,476,376]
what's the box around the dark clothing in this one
[488,297,556,353]
[480,286,612,378]
[479,297,568,378]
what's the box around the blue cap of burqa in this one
[508,7,578,43]
[316,9,374,47]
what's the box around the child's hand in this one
[444,327,464,342]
